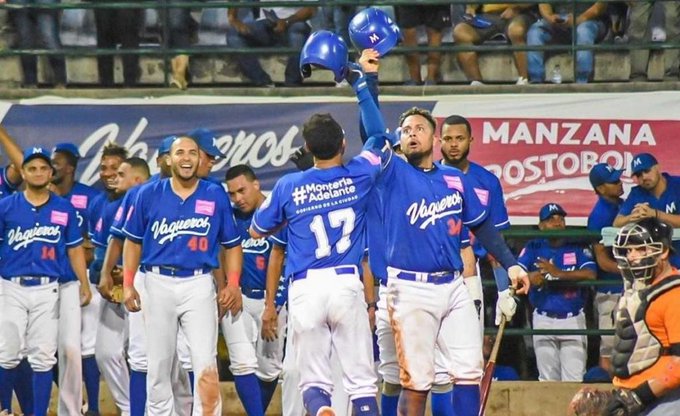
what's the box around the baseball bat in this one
[478,314,507,416]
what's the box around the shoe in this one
[403,79,422,86]
[470,80,485,86]
[516,76,528,85]
[423,79,437,86]
[170,76,188,90]
[316,406,336,416]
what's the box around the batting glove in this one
[290,146,314,171]
[463,275,483,320]
[495,289,517,325]
[344,62,367,92]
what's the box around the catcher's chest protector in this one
[612,274,680,378]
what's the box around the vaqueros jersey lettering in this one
[372,147,487,273]
[252,152,381,277]
[235,209,286,290]
[518,239,596,314]
[123,178,241,270]
[0,192,82,279]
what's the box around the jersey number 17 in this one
[309,207,356,259]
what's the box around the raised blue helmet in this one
[348,7,401,56]
[300,30,349,83]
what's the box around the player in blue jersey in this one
[149,135,175,182]
[345,54,528,416]
[587,163,625,373]
[0,125,24,197]
[49,141,104,416]
[122,135,243,416]
[222,164,286,416]
[0,147,91,416]
[518,203,596,382]
[187,127,226,182]
[614,153,680,267]
[250,113,381,416]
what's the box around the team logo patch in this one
[51,210,68,226]
[443,175,463,192]
[474,188,489,206]
[114,206,124,222]
[195,200,215,216]
[563,252,576,266]
[70,194,88,209]
[359,150,381,166]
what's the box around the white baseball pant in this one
[143,271,221,416]
[532,310,587,382]
[96,298,130,414]
[57,280,84,415]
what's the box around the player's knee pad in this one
[382,381,402,396]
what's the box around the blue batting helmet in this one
[300,30,349,83]
[348,7,401,56]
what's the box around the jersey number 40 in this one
[309,207,356,259]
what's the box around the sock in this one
[188,371,195,394]
[82,356,100,413]
[0,367,17,411]
[15,358,34,415]
[130,370,147,416]
[258,377,278,411]
[431,391,455,416]
[352,396,379,416]
[33,370,53,416]
[234,374,264,416]
[380,392,399,416]
[452,384,480,416]
[302,387,332,416]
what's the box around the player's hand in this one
[604,388,646,416]
[111,266,123,285]
[507,265,530,295]
[367,305,376,332]
[80,283,92,307]
[495,289,517,325]
[261,304,279,342]
[358,48,380,72]
[632,203,655,219]
[290,146,314,171]
[123,286,141,313]
[463,276,483,321]
[219,286,243,316]
[98,272,114,302]
[528,271,545,288]
[535,258,559,277]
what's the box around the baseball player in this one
[346,58,528,416]
[149,135,176,182]
[0,147,91,416]
[586,162,624,373]
[604,218,680,415]
[222,164,286,416]
[187,128,226,183]
[250,113,380,416]
[122,135,243,416]
[49,141,104,416]
[518,203,596,382]
[89,142,131,416]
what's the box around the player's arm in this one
[361,255,377,331]
[122,238,142,312]
[99,236,123,301]
[68,244,92,306]
[0,124,24,186]
[535,256,596,281]
[220,243,244,316]
[591,242,620,274]
[262,242,285,342]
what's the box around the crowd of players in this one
[0,47,679,416]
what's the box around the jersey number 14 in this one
[309,207,356,259]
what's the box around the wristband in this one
[227,271,240,288]
[367,301,377,310]
[632,382,656,406]
[123,268,135,288]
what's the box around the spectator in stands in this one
[586,162,624,374]
[526,1,607,83]
[227,4,316,87]
[165,0,201,89]
[519,203,596,381]
[453,3,536,85]
[6,0,66,88]
[322,4,355,56]
[395,5,451,85]
[92,1,142,87]
[613,152,680,266]
[628,2,679,81]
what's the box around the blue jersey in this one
[518,239,596,314]
[123,178,241,270]
[110,184,145,241]
[235,209,286,290]
[372,150,487,273]
[89,195,125,283]
[587,196,623,294]
[252,153,381,277]
[619,173,680,267]
[366,177,388,285]
[63,182,103,237]
[149,173,161,182]
[0,167,19,199]
[269,230,290,307]
[0,192,82,280]
[87,192,109,239]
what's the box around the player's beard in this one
[171,163,198,182]
[442,147,470,166]
[405,148,433,168]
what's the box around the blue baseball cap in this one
[53,142,81,159]
[22,146,53,167]
[589,163,623,188]
[187,128,225,159]
[630,152,658,175]
[539,203,567,221]
[158,135,177,156]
